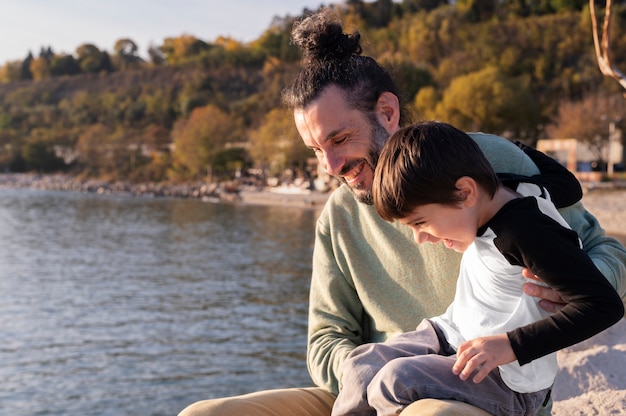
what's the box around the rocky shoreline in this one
[0,173,332,208]
[0,173,624,239]
[0,173,239,200]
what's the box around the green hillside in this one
[0,0,624,182]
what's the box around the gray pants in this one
[332,319,549,416]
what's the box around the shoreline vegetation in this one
[1,173,625,239]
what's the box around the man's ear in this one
[455,176,478,207]
[375,92,400,133]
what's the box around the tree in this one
[436,66,540,138]
[114,38,138,57]
[250,27,298,61]
[99,51,114,73]
[249,108,309,177]
[395,7,462,69]
[414,86,441,120]
[114,38,142,70]
[384,58,434,104]
[39,46,54,61]
[0,60,23,83]
[457,0,496,21]
[49,54,80,76]
[590,0,626,90]
[76,43,105,73]
[144,88,177,127]
[545,92,625,164]
[170,104,237,180]
[160,35,211,65]
[21,140,65,172]
[30,56,51,81]
[21,52,34,80]
[75,123,114,175]
[402,0,448,13]
[147,43,165,65]
[362,0,397,28]
[61,91,100,125]
[212,147,250,177]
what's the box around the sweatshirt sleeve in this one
[558,201,626,307]
[306,201,366,394]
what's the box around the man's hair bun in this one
[291,11,362,62]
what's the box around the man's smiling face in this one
[294,85,391,204]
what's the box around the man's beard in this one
[344,118,389,205]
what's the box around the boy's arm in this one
[500,209,624,365]
[472,133,626,310]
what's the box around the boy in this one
[332,121,624,416]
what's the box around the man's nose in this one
[321,151,343,176]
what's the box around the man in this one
[179,9,626,416]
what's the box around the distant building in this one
[537,134,624,181]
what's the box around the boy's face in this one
[398,203,478,253]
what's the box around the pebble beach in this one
[578,186,626,239]
[551,184,626,416]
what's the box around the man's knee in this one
[178,398,219,416]
[178,387,335,416]
[400,399,492,416]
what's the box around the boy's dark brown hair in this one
[372,121,500,221]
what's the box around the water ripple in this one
[0,189,316,415]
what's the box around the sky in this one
[0,0,326,65]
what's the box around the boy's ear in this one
[375,92,400,132]
[455,176,478,207]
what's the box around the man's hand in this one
[452,334,516,383]
[522,268,567,313]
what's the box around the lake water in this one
[0,189,320,416]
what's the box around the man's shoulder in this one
[468,132,519,158]
[319,185,395,231]
[468,132,539,176]
[322,185,362,215]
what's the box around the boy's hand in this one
[453,334,516,383]
[522,268,567,313]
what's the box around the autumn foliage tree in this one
[420,66,540,138]
[114,38,142,70]
[160,35,212,65]
[76,123,114,176]
[545,92,626,163]
[248,108,310,177]
[76,44,107,73]
[170,104,240,180]
[30,56,51,81]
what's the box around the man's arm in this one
[472,133,626,311]
[307,207,365,394]
[555,201,626,303]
